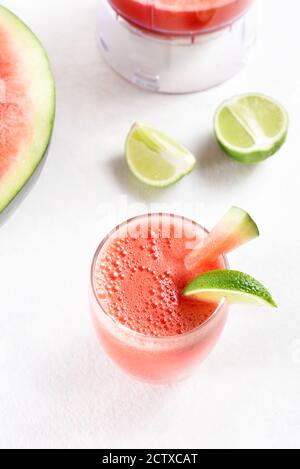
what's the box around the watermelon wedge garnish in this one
[0,6,55,215]
[185,207,260,271]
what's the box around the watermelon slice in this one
[0,5,55,215]
[185,207,259,271]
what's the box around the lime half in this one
[215,94,289,164]
[126,123,196,187]
[183,270,277,308]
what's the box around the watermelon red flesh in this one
[0,6,55,214]
[185,229,246,271]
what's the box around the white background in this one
[0,0,299,449]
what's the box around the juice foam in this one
[95,215,226,337]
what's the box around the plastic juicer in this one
[98,0,256,93]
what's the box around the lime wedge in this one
[126,123,196,187]
[183,270,277,308]
[214,94,289,164]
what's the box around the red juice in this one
[108,0,254,35]
[90,214,229,383]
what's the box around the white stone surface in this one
[0,0,299,449]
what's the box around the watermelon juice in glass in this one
[90,214,229,384]
[108,0,254,35]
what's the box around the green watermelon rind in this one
[0,5,56,214]
[222,206,260,241]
